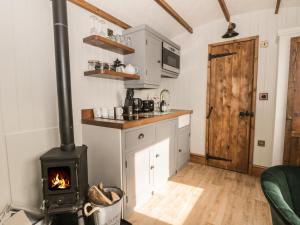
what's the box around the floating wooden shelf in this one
[84,69,140,80]
[83,35,135,55]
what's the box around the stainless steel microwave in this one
[162,42,180,78]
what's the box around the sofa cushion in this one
[284,166,300,217]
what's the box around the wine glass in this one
[98,19,107,37]
[126,36,132,47]
[89,15,97,35]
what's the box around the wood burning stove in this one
[40,0,88,220]
[40,146,88,214]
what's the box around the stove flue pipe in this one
[52,0,75,151]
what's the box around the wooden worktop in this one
[81,109,193,129]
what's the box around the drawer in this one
[125,125,155,150]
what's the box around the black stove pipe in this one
[52,0,75,151]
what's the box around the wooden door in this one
[206,37,258,173]
[283,37,300,166]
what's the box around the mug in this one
[101,107,108,118]
[114,107,123,118]
[93,108,101,118]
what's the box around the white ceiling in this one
[87,0,300,38]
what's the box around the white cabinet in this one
[124,120,176,215]
[123,28,161,89]
[82,116,191,219]
[145,34,162,85]
[176,125,191,170]
[153,120,176,191]
[125,146,152,216]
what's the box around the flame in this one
[51,173,70,189]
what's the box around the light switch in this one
[258,140,265,147]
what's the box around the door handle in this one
[245,111,255,117]
[206,106,214,119]
[239,111,254,118]
[239,111,246,117]
[156,154,160,158]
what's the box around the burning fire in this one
[51,173,70,189]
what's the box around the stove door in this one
[41,160,78,196]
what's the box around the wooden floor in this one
[129,163,272,225]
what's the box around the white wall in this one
[0,0,126,209]
[169,7,300,167]
[0,98,11,211]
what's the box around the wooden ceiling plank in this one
[218,0,230,22]
[275,0,282,14]
[154,0,193,33]
[68,0,131,29]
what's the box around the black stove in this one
[40,0,88,223]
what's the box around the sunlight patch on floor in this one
[133,180,204,225]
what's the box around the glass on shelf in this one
[125,36,132,48]
[88,60,99,71]
[115,34,122,43]
[108,35,117,42]
[89,15,98,35]
[98,19,107,37]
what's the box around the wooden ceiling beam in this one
[218,0,230,22]
[68,0,131,29]
[154,0,193,33]
[275,0,282,14]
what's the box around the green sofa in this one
[261,166,300,225]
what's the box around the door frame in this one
[205,36,259,174]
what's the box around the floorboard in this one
[129,163,272,225]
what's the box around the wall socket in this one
[257,140,266,147]
[260,40,269,48]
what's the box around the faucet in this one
[159,89,170,112]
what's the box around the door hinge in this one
[126,196,128,203]
[125,160,127,168]
[208,52,237,60]
[146,39,148,45]
[206,154,232,162]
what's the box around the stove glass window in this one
[48,166,71,191]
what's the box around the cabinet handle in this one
[150,166,154,170]
[156,154,160,158]
[179,149,182,153]
[138,133,144,139]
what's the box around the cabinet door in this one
[125,147,152,214]
[177,126,190,170]
[145,33,162,85]
[153,121,176,191]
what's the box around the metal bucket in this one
[84,187,124,225]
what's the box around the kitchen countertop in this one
[81,109,193,129]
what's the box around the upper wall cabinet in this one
[123,27,162,89]
[123,25,180,89]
